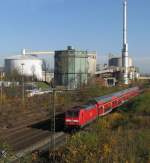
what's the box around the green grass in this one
[35,82,50,90]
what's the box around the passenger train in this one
[65,87,140,128]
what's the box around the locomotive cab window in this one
[86,100,96,105]
[66,110,79,117]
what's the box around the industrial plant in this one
[95,0,140,86]
[0,0,141,90]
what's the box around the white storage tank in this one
[5,55,43,80]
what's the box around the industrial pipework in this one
[21,49,54,55]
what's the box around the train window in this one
[66,110,79,117]
[113,101,117,104]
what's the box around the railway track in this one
[0,111,49,131]
[10,132,66,162]
[0,111,66,162]
[1,111,64,135]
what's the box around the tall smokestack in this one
[122,0,129,84]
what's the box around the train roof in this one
[67,106,81,111]
[94,87,138,103]
[67,103,96,112]
[81,104,95,110]
[85,99,97,105]
[67,87,139,111]
[94,94,113,103]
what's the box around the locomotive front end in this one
[65,109,80,128]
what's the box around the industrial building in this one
[96,0,140,85]
[54,46,96,89]
[108,56,136,80]
[5,54,43,80]
[108,56,122,68]
[108,56,133,68]
[87,52,97,74]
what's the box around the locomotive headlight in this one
[73,120,79,122]
[65,119,79,122]
[66,119,72,122]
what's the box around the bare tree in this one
[43,60,50,83]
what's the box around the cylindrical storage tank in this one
[108,57,122,67]
[5,55,43,80]
[54,46,89,89]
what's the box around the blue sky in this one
[0,0,149,73]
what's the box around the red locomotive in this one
[65,87,140,128]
